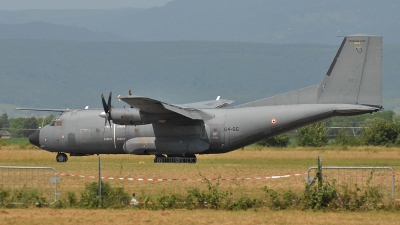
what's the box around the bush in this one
[186,176,229,209]
[79,182,130,209]
[185,173,258,210]
[334,129,364,147]
[257,134,290,147]
[296,122,328,147]
[156,192,185,209]
[302,182,337,210]
[362,119,400,146]
[0,187,47,208]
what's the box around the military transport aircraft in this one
[20,34,382,163]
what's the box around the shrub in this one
[296,122,328,147]
[362,119,400,146]
[186,176,229,209]
[79,182,130,209]
[157,192,185,209]
[0,187,47,208]
[302,182,337,210]
[257,134,290,147]
[334,129,364,147]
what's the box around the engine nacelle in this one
[108,108,175,125]
[109,108,144,125]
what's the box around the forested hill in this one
[0,22,127,42]
[0,0,399,44]
[1,39,399,118]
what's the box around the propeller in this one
[101,91,112,127]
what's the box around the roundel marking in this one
[270,118,278,125]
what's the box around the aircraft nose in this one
[29,130,40,147]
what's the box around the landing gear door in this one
[208,124,225,149]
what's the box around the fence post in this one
[98,155,102,205]
[317,156,322,190]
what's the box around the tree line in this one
[258,110,400,147]
[0,113,55,138]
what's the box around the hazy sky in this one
[0,0,174,10]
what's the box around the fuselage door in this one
[79,128,90,149]
[208,124,225,149]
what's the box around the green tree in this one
[393,114,400,123]
[325,110,395,137]
[362,119,400,146]
[258,134,290,147]
[9,117,39,138]
[0,113,9,129]
[371,110,395,121]
[296,122,328,147]
[37,114,56,128]
[334,128,364,146]
[23,117,39,137]
[9,118,24,138]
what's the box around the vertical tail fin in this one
[317,35,382,107]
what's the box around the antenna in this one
[41,115,45,128]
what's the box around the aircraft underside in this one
[54,152,198,163]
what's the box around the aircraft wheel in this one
[185,154,197,164]
[56,153,68,163]
[166,156,180,163]
[154,155,166,163]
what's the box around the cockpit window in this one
[50,115,62,127]
[50,119,62,126]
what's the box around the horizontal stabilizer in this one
[334,104,381,114]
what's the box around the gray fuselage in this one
[35,103,374,156]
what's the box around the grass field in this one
[1,144,400,224]
[0,138,29,145]
[1,208,400,225]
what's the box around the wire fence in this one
[0,166,60,205]
[307,166,395,201]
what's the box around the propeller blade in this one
[101,93,108,114]
[101,92,112,128]
[107,92,112,126]
[107,92,112,111]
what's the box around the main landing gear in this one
[56,152,68,162]
[154,154,197,164]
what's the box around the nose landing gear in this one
[56,152,68,162]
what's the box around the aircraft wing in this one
[175,99,234,109]
[118,95,233,120]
